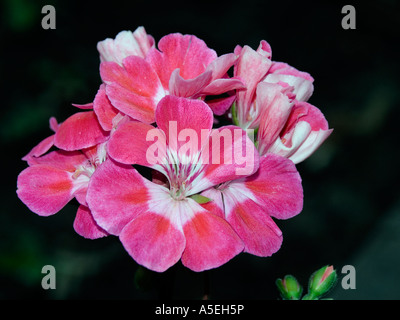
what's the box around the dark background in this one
[1,0,399,300]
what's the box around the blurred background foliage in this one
[1,0,399,299]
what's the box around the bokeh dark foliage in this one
[1,0,399,299]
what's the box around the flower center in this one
[162,148,204,200]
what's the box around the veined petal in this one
[73,205,108,239]
[181,198,244,272]
[169,68,213,97]
[288,128,333,164]
[234,44,272,124]
[155,95,213,152]
[119,207,186,273]
[100,56,165,123]
[86,159,152,235]
[206,95,236,116]
[54,111,109,151]
[195,125,259,194]
[17,165,75,216]
[200,77,246,96]
[72,102,94,110]
[147,33,217,90]
[237,154,303,220]
[107,121,166,167]
[256,82,294,154]
[22,134,55,161]
[222,187,283,257]
[265,62,314,102]
[97,27,154,65]
[93,84,119,131]
[25,150,87,171]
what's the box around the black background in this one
[1,0,399,300]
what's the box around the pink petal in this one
[169,68,213,97]
[25,150,87,171]
[222,187,283,256]
[120,210,186,272]
[155,95,214,152]
[181,200,244,271]
[206,95,236,116]
[72,102,94,110]
[54,111,109,151]
[206,53,238,81]
[234,44,272,122]
[265,62,314,102]
[86,159,151,235]
[100,56,164,123]
[287,128,333,164]
[256,82,294,154]
[93,84,119,131]
[22,134,55,161]
[240,154,303,220]
[49,117,59,132]
[283,101,329,133]
[107,121,166,166]
[97,27,154,65]
[200,77,246,96]
[17,165,74,216]
[200,188,225,219]
[197,125,259,193]
[73,205,108,239]
[146,33,217,89]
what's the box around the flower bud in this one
[307,265,337,299]
[276,275,303,300]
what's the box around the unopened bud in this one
[307,265,337,299]
[276,275,303,300]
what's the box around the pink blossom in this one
[17,143,108,239]
[200,153,303,257]
[87,96,259,272]
[233,40,332,163]
[97,26,155,65]
[100,33,245,124]
[256,83,333,164]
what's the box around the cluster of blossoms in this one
[17,27,332,272]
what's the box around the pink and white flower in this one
[233,40,332,164]
[17,142,108,239]
[87,95,259,272]
[99,33,245,124]
[97,26,155,65]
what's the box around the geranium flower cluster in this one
[17,27,332,272]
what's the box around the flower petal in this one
[93,84,119,131]
[222,187,283,256]
[25,150,87,171]
[206,95,236,116]
[97,27,154,65]
[147,33,217,89]
[17,165,74,216]
[239,153,303,220]
[169,68,213,97]
[107,121,166,167]
[256,82,294,154]
[195,125,259,194]
[180,199,244,272]
[73,205,108,239]
[120,210,186,272]
[265,62,314,102]
[22,134,55,161]
[100,56,165,123]
[86,159,152,235]
[54,111,109,151]
[155,95,213,152]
